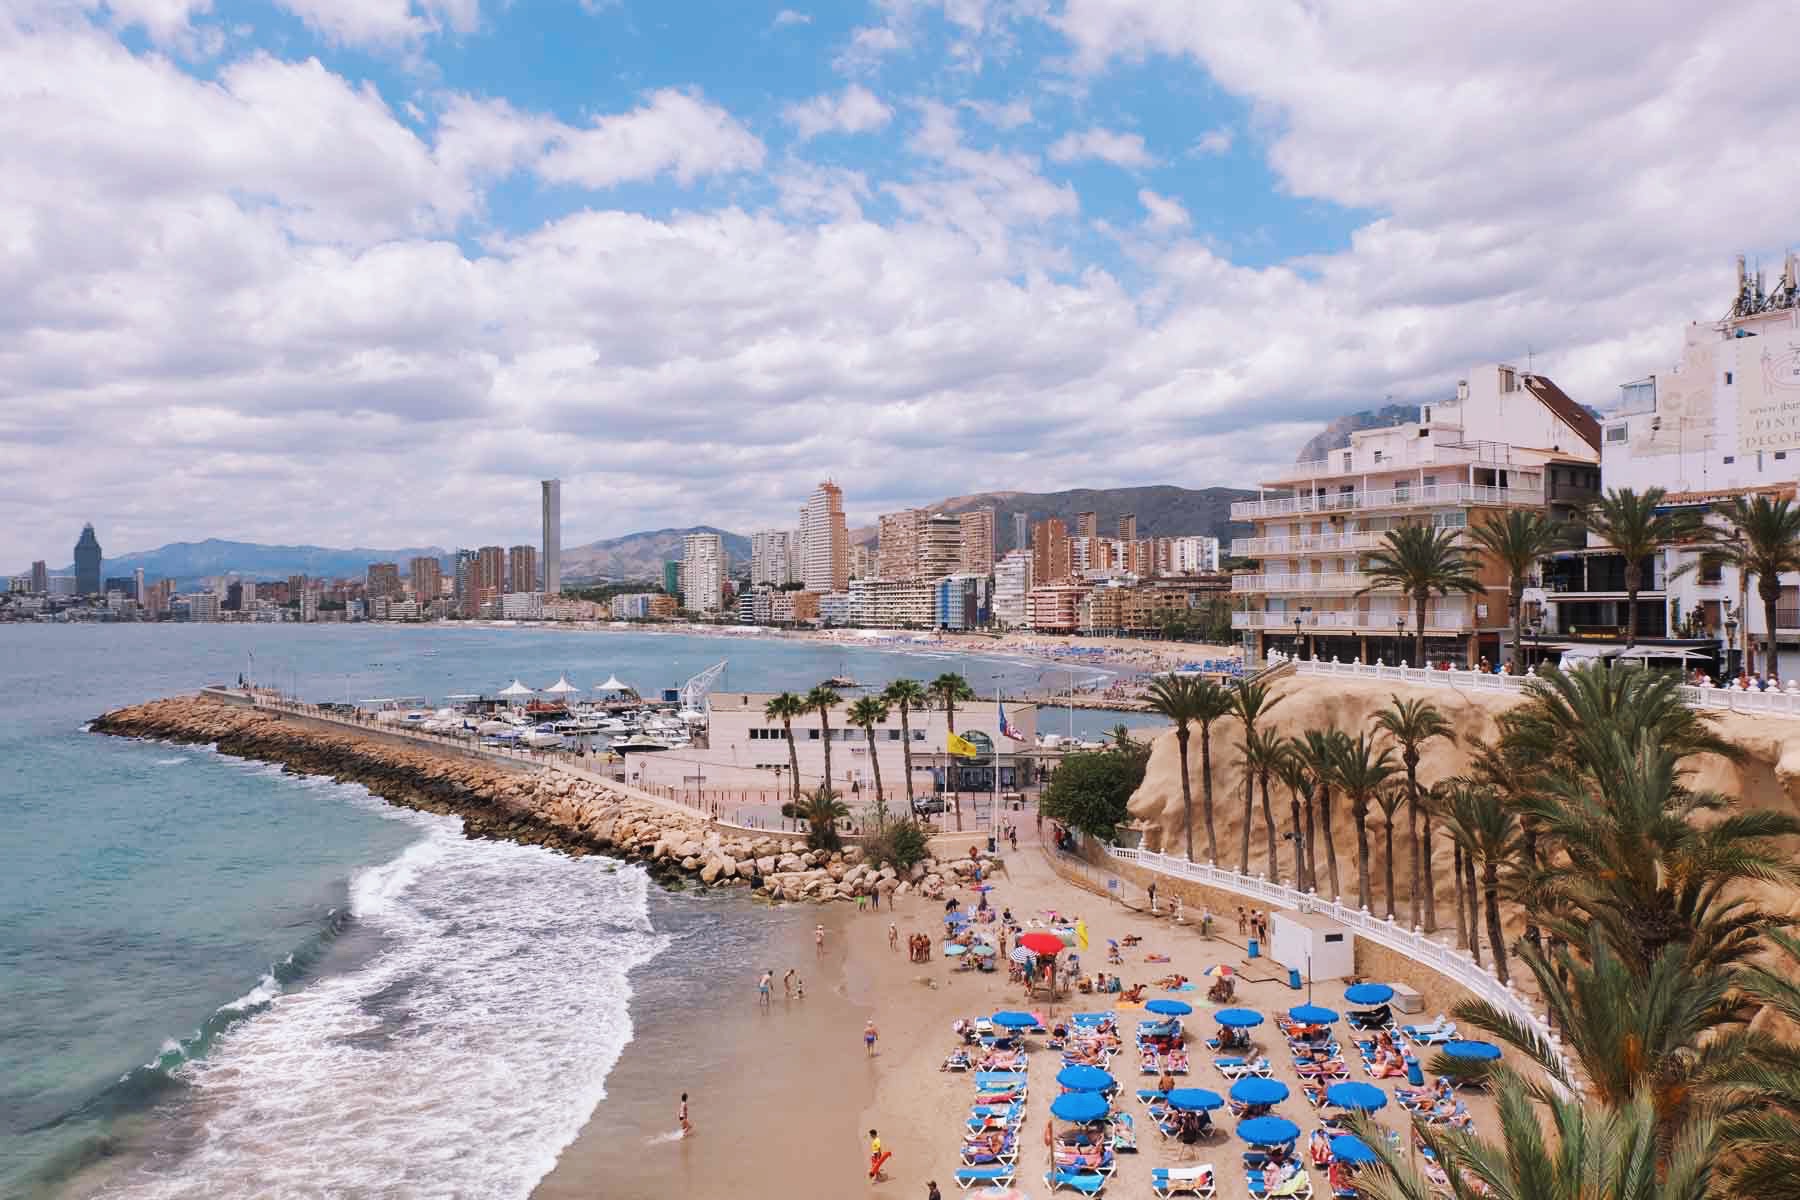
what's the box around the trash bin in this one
[1247,937,1260,959]
[1287,967,1302,990]
[987,835,997,854]
[1405,1055,1424,1087]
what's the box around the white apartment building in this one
[992,550,1032,628]
[1542,256,1800,675]
[799,481,849,593]
[847,578,935,627]
[188,592,221,621]
[499,592,542,620]
[1233,363,1601,666]
[1169,536,1221,575]
[818,591,850,625]
[750,530,795,587]
[680,532,726,613]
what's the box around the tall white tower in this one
[541,479,561,596]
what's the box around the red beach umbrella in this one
[1019,931,1065,956]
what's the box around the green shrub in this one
[863,818,931,871]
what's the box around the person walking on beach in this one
[888,922,899,952]
[758,970,772,1007]
[1237,906,1248,937]
[1147,880,1157,913]
[783,968,795,998]
[868,1129,890,1181]
[678,1092,691,1137]
[816,924,826,955]
[864,1019,880,1057]
[926,1181,941,1200]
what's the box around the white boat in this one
[520,728,565,749]
[477,719,514,736]
[613,733,674,753]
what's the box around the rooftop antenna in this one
[1526,344,1534,373]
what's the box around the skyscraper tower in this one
[1012,512,1028,554]
[73,524,102,594]
[541,479,562,596]
[799,480,849,593]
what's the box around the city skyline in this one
[7,4,1799,568]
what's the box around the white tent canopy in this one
[596,675,631,692]
[498,679,536,696]
[543,675,580,694]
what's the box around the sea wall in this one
[90,696,973,904]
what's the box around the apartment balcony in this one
[1230,530,1471,557]
[1230,483,1544,522]
[1232,607,1475,633]
[1231,573,1376,595]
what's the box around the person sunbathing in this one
[1121,984,1146,1003]
[1308,1129,1333,1168]
[1328,1159,1356,1195]
[963,1130,1009,1154]
[1370,1050,1406,1079]
[1154,973,1187,989]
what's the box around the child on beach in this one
[783,968,795,998]
[889,922,899,951]
[816,924,826,955]
[758,971,772,1006]
[864,1019,879,1056]
[868,1129,890,1181]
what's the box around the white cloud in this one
[1191,127,1233,156]
[1047,126,1155,168]
[962,96,1032,130]
[1138,188,1189,230]
[272,0,479,47]
[784,85,894,141]
[537,89,765,189]
[773,8,810,26]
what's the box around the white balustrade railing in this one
[1231,484,1544,521]
[1102,845,1577,1087]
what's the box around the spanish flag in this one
[947,731,979,758]
[1076,918,1090,952]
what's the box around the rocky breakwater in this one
[90,696,970,903]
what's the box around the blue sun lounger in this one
[1046,1167,1108,1194]
[955,1164,1015,1190]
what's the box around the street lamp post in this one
[1294,615,1304,660]
[1395,615,1406,667]
[1725,613,1739,683]
[1527,617,1542,674]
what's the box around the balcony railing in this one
[1259,440,1518,486]
[1231,530,1469,557]
[1231,573,1376,594]
[1231,483,1544,522]
[1233,608,1474,633]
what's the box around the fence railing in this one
[1101,845,1576,1087]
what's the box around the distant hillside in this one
[850,486,1254,554]
[1294,403,1420,463]
[561,526,750,583]
[65,538,450,587]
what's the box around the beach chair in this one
[1247,1167,1314,1199]
[1214,1056,1273,1079]
[954,1164,1015,1190]
[1167,1051,1190,1074]
[1346,1005,1391,1031]
[1150,1164,1217,1198]
[1137,1088,1170,1106]
[941,1049,972,1072]
[960,1134,1018,1165]
[1109,1111,1138,1152]
[1400,1016,1455,1043]
[975,1071,1028,1088]
[1044,1167,1108,1195]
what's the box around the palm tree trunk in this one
[1383,818,1397,920]
[1414,590,1428,666]
[900,703,914,806]
[1302,783,1318,892]
[1239,756,1254,875]
[1765,591,1782,682]
[1425,813,1440,935]
[819,711,833,796]
[1483,865,1508,984]
[1452,841,1468,949]
[1520,820,1541,957]
[866,728,885,829]
[1511,582,1525,674]
[1319,786,1342,901]
[1406,769,1421,927]
[1623,560,1640,649]
[1260,771,1278,881]
[1354,810,1371,910]
[1177,727,1195,861]
[1463,851,1481,966]
[784,717,800,805]
[1200,723,1219,865]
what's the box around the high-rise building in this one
[507,545,538,594]
[541,479,561,596]
[366,562,401,600]
[1117,513,1137,544]
[474,546,506,613]
[750,530,795,587]
[410,556,442,604]
[452,551,476,616]
[877,508,923,581]
[133,567,144,604]
[850,542,875,579]
[1168,536,1222,575]
[1012,512,1029,555]
[288,574,307,605]
[1076,511,1098,539]
[959,508,995,573]
[680,532,726,613]
[663,559,681,600]
[188,591,221,622]
[1031,518,1070,585]
[992,550,1033,628]
[73,524,102,594]
[30,561,48,594]
[786,529,804,584]
[919,513,963,580]
[799,480,849,594]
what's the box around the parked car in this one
[912,796,948,815]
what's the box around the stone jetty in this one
[90,696,968,903]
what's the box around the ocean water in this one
[0,624,1160,1198]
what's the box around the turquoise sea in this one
[0,624,1165,1198]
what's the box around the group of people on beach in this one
[756,967,806,1006]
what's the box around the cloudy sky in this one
[6,0,1800,566]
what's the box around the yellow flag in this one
[947,731,978,758]
[1076,918,1090,952]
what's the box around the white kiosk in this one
[1269,910,1355,982]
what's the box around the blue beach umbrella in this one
[1330,1134,1378,1164]
[1229,1077,1289,1105]
[1050,1092,1110,1123]
[943,943,969,957]
[1056,1064,1116,1092]
[1164,1087,1225,1112]
[1325,1081,1388,1112]
[1442,1040,1502,1061]
[1146,998,1193,1016]
[971,943,996,957]
[1215,1008,1264,1028]
[1237,1116,1301,1145]
[992,1011,1037,1029]
[1288,1004,1338,1025]
[1344,983,1394,1006]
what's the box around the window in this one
[1725,372,1734,385]
[1778,452,1788,461]
[1724,456,1735,464]
[1605,424,1628,443]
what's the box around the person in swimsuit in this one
[758,971,772,1006]
[889,923,899,951]
[815,924,826,955]
[865,1019,879,1056]
[678,1092,691,1136]
[783,968,795,998]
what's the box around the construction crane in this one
[679,659,729,711]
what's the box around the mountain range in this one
[560,526,750,582]
[58,538,452,587]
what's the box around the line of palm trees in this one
[1343,662,1800,1198]
[760,671,977,832]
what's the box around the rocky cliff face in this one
[90,697,964,904]
[1293,404,1419,464]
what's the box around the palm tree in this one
[1329,731,1398,911]
[1372,784,1408,920]
[1293,728,1349,901]
[1358,523,1485,666]
[1467,509,1569,673]
[1577,486,1706,648]
[1714,492,1800,681]
[1192,679,1235,865]
[803,684,842,797]
[930,672,976,827]
[846,696,891,829]
[1144,674,1204,862]
[763,692,807,805]
[1373,695,1455,930]
[1501,660,1738,771]
[1437,782,1522,983]
[1273,746,1315,891]
[880,678,928,810]
[1228,679,1283,875]
[797,785,850,853]
[1246,727,1287,882]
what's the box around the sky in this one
[6,0,1800,566]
